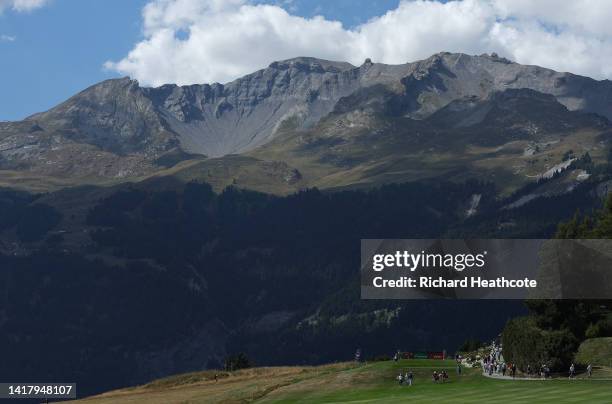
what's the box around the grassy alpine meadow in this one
[68,359,612,403]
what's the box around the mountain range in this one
[1,52,611,193]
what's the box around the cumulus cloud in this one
[0,0,49,13]
[106,0,612,86]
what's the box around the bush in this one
[542,329,579,370]
[586,322,603,339]
[586,319,612,339]
[575,337,612,366]
[502,316,578,371]
[503,317,545,371]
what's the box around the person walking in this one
[511,363,517,379]
[569,363,575,379]
[587,363,593,378]
[407,370,414,386]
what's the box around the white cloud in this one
[106,0,612,86]
[1,34,16,41]
[0,0,49,13]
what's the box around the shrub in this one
[503,316,578,371]
[575,337,612,366]
[585,322,603,339]
[503,317,545,371]
[586,319,612,338]
[542,328,579,370]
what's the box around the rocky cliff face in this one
[396,52,612,120]
[1,52,612,182]
[144,57,363,156]
[145,52,612,157]
[0,78,174,179]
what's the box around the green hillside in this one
[69,359,612,403]
[576,338,612,367]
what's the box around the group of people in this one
[482,342,518,378]
[432,370,449,383]
[483,359,517,378]
[484,341,595,380]
[527,364,551,379]
[569,362,594,379]
[396,368,451,386]
[396,370,414,386]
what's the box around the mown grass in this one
[70,359,612,404]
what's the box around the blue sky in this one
[0,0,399,121]
[268,0,401,27]
[2,0,611,121]
[1,0,144,120]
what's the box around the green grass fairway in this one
[70,359,612,404]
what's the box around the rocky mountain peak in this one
[268,57,355,73]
